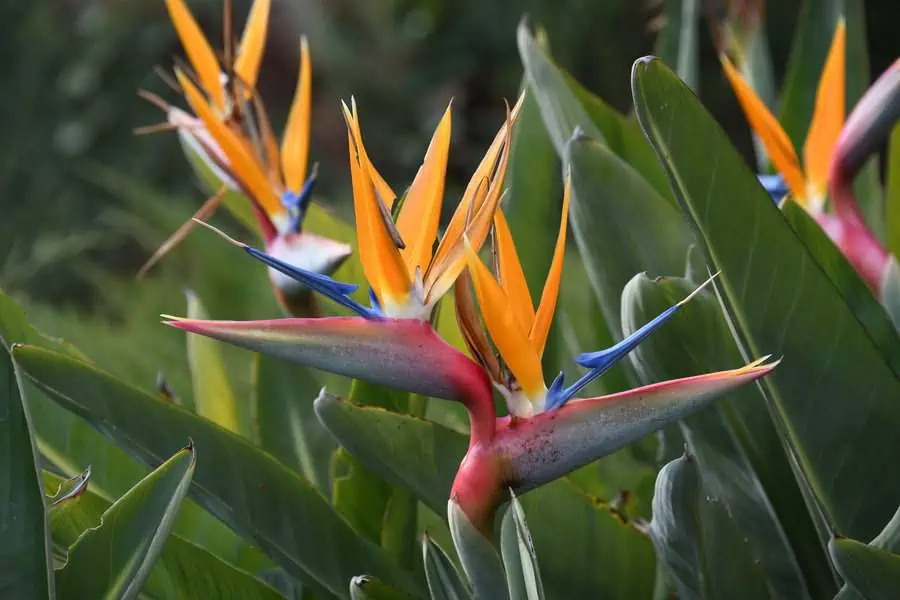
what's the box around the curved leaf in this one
[57,446,195,600]
[830,537,900,600]
[315,392,468,515]
[448,500,508,600]
[13,345,423,599]
[632,56,900,540]
[623,273,834,598]
[565,134,691,339]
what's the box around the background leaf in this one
[57,445,196,600]
[14,345,423,599]
[0,338,53,599]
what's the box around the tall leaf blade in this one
[254,354,334,492]
[57,446,196,600]
[632,56,900,541]
[185,291,246,436]
[0,339,53,599]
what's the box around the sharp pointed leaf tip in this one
[243,246,379,318]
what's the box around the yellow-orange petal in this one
[345,99,396,208]
[721,55,807,201]
[529,171,570,355]
[803,19,845,202]
[429,92,525,276]
[493,208,534,333]
[282,36,312,192]
[177,69,279,215]
[165,0,225,111]
[343,103,410,305]
[234,0,271,93]
[396,102,453,276]
[464,240,545,398]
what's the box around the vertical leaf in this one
[185,291,247,437]
[500,494,544,600]
[423,535,472,600]
[0,339,53,599]
[255,354,334,492]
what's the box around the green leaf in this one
[886,124,900,258]
[0,289,268,573]
[314,392,468,515]
[254,353,334,492]
[624,275,825,599]
[448,500,508,600]
[522,479,655,600]
[517,22,671,200]
[185,291,247,437]
[880,257,900,331]
[650,452,787,600]
[56,445,195,599]
[830,537,900,600]
[500,494,544,600]
[0,340,53,599]
[780,200,900,372]
[505,81,562,300]
[565,134,692,339]
[423,535,472,600]
[632,56,900,541]
[44,471,288,600]
[652,0,699,92]
[331,381,417,566]
[13,345,424,599]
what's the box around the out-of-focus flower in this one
[722,20,845,212]
[137,0,351,314]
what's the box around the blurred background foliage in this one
[2,0,899,395]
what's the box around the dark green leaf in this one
[624,275,828,598]
[830,537,900,600]
[57,446,195,599]
[314,392,468,515]
[652,0,699,91]
[886,125,900,258]
[632,56,900,541]
[565,134,691,339]
[255,354,334,492]
[522,478,655,600]
[44,470,287,600]
[0,290,261,570]
[0,340,53,599]
[780,200,900,372]
[14,345,423,598]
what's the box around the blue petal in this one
[544,275,716,410]
[281,171,318,233]
[244,246,381,319]
[757,174,788,201]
